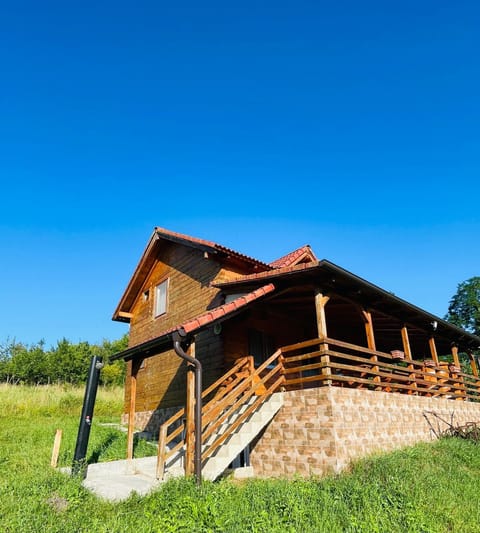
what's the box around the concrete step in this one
[78,393,283,501]
[201,392,284,481]
[160,392,284,481]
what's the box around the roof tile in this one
[213,261,321,288]
[269,245,317,268]
[181,283,275,334]
[155,226,272,270]
[144,283,276,341]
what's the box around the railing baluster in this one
[156,425,168,480]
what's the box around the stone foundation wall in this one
[250,387,480,478]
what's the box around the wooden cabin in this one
[111,227,480,481]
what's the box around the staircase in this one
[80,353,284,501]
[157,351,285,482]
[201,391,283,480]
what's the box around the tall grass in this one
[1,385,480,532]
[0,382,124,417]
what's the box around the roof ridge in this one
[155,226,272,270]
[269,244,318,269]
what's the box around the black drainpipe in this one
[172,330,203,485]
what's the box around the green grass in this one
[1,384,480,532]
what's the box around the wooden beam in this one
[315,290,331,385]
[468,351,479,377]
[118,311,133,319]
[467,351,480,396]
[429,337,439,365]
[127,359,141,461]
[185,342,196,476]
[450,345,465,400]
[362,309,381,388]
[401,326,412,358]
[401,326,417,394]
[314,290,330,339]
[362,310,376,351]
[451,345,461,368]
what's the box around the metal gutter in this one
[172,330,202,485]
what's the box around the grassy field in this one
[1,384,480,532]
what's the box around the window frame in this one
[154,278,169,317]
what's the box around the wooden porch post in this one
[429,337,439,365]
[185,341,196,476]
[362,309,381,389]
[451,345,461,368]
[466,350,480,397]
[451,345,465,400]
[127,358,141,461]
[362,310,376,351]
[401,326,411,359]
[315,290,330,340]
[468,350,479,377]
[401,326,417,394]
[315,290,331,384]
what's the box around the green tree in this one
[0,339,24,383]
[7,340,50,384]
[48,338,94,384]
[445,277,480,336]
[96,334,128,386]
[0,334,128,385]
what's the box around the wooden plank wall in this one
[222,308,311,367]
[123,243,254,413]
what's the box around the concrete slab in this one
[77,456,162,502]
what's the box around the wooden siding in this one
[222,307,311,366]
[124,242,255,415]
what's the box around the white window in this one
[155,279,168,317]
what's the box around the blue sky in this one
[1,1,479,347]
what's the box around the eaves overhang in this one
[112,227,272,322]
[110,283,276,362]
[214,260,480,351]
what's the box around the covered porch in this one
[112,259,480,488]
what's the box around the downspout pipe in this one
[172,330,203,485]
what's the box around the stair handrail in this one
[201,354,281,441]
[156,356,253,478]
[201,356,284,464]
[202,350,285,463]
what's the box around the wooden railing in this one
[281,337,480,401]
[156,336,479,479]
[156,351,284,479]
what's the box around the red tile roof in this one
[111,283,277,360]
[149,283,276,340]
[269,245,318,269]
[155,227,272,270]
[180,283,275,334]
[213,261,321,288]
[112,227,274,320]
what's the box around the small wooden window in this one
[155,279,169,317]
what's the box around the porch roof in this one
[213,260,480,352]
[110,283,276,361]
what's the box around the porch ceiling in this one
[215,260,480,353]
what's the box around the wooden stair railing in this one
[201,350,284,465]
[157,351,285,479]
[156,356,252,479]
